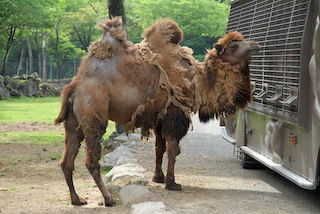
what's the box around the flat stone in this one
[105,163,148,196]
[130,201,176,214]
[114,133,141,142]
[105,163,146,183]
[103,144,136,168]
[119,185,152,205]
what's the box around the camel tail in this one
[54,81,77,125]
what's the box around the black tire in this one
[240,151,262,169]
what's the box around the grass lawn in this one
[0,96,61,123]
[0,96,115,144]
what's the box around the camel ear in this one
[214,44,223,54]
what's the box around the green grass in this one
[0,97,116,145]
[0,131,65,144]
[0,96,61,123]
[101,167,113,175]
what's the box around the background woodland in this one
[0,0,230,80]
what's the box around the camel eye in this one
[229,44,238,50]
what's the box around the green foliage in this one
[1,0,230,76]
[125,0,230,57]
[101,167,113,175]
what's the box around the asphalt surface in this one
[135,115,320,213]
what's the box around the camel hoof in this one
[165,181,182,191]
[153,175,165,183]
[71,198,88,206]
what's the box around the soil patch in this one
[0,122,128,214]
[0,121,64,132]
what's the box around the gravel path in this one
[134,115,320,214]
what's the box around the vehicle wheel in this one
[240,151,261,169]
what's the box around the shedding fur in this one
[196,32,254,122]
[54,18,259,204]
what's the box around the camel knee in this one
[167,141,180,157]
[85,160,100,173]
[60,159,75,172]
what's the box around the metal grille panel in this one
[227,0,310,121]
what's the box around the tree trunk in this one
[108,0,126,26]
[1,26,16,76]
[35,32,42,78]
[27,37,33,74]
[108,0,126,134]
[17,39,27,76]
[42,37,47,81]
[55,28,60,79]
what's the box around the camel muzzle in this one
[248,41,261,56]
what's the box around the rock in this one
[6,74,40,97]
[103,142,137,168]
[0,75,10,100]
[4,75,11,85]
[105,163,148,196]
[130,202,176,214]
[49,78,72,92]
[101,138,121,155]
[119,185,153,206]
[105,163,146,183]
[116,156,138,166]
[114,133,141,142]
[39,83,60,97]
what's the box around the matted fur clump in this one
[197,31,252,122]
[140,18,202,114]
[87,17,128,60]
[55,17,258,206]
[143,18,183,45]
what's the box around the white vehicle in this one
[221,0,320,189]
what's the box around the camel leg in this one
[152,125,166,183]
[84,128,115,207]
[60,113,86,205]
[165,138,182,190]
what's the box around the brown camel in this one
[55,17,260,206]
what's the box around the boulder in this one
[130,202,176,214]
[105,163,148,196]
[103,142,137,168]
[105,163,146,184]
[6,73,40,97]
[114,133,142,142]
[39,83,60,97]
[0,75,10,99]
[4,75,11,85]
[119,185,153,206]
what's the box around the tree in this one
[16,39,26,76]
[42,17,66,81]
[108,0,126,25]
[27,36,33,74]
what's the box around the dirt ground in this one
[0,122,128,214]
[1,120,320,214]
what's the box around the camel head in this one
[213,32,260,65]
[198,32,260,122]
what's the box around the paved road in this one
[135,115,320,213]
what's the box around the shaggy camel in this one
[55,17,260,206]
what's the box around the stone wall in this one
[0,73,68,99]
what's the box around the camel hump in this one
[142,18,183,44]
[99,17,127,43]
[100,16,123,30]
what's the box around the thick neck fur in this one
[194,49,252,122]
